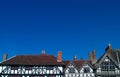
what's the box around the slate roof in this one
[0,54,64,66]
[110,49,120,63]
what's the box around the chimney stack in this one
[41,50,46,54]
[88,52,92,61]
[92,50,97,64]
[3,53,7,61]
[57,51,62,62]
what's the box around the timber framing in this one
[0,44,120,77]
[0,65,64,77]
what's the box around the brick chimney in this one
[57,51,62,62]
[3,53,7,61]
[88,52,92,61]
[92,50,97,64]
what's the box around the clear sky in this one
[0,0,120,61]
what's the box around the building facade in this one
[0,44,120,77]
[0,51,64,77]
[95,45,120,77]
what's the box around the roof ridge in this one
[15,54,55,57]
[0,55,17,63]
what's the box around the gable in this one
[96,51,119,69]
[97,55,119,71]
[80,62,93,73]
[65,62,78,73]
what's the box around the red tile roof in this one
[63,60,70,66]
[0,54,64,66]
[63,60,91,69]
[73,60,85,68]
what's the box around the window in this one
[25,67,32,70]
[9,76,21,77]
[11,66,18,70]
[84,67,90,73]
[101,76,115,77]
[49,76,55,77]
[68,68,75,73]
[101,57,115,71]
[46,67,53,70]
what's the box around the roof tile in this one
[0,54,64,66]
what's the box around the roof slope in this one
[95,45,119,68]
[63,60,93,70]
[110,49,120,63]
[0,54,64,66]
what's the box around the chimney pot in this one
[88,52,92,60]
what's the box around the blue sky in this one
[0,0,120,61]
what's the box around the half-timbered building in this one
[79,60,95,77]
[0,44,120,77]
[63,55,95,77]
[95,44,120,77]
[0,51,65,77]
[64,61,79,77]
